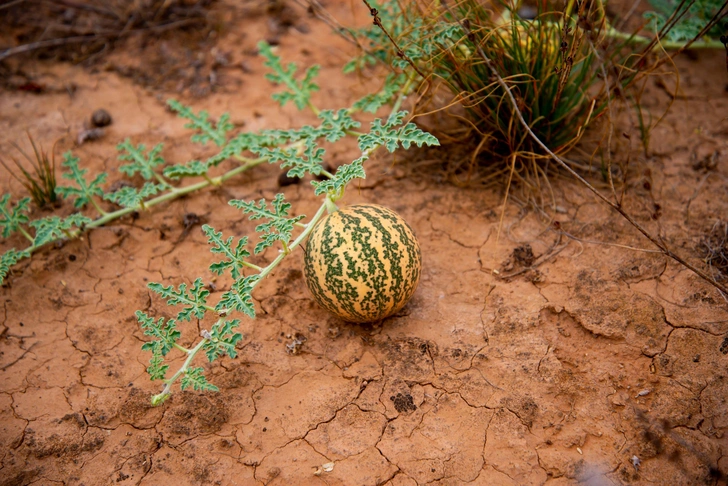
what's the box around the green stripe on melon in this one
[303,204,421,323]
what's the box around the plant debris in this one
[700,220,728,281]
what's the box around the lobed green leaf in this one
[147,277,210,322]
[216,274,260,318]
[136,310,180,356]
[30,214,93,247]
[168,99,233,147]
[104,182,164,208]
[0,194,31,238]
[117,139,166,181]
[203,319,243,362]
[258,137,326,179]
[181,367,218,392]
[358,111,439,153]
[203,224,251,280]
[144,341,170,381]
[163,160,210,180]
[312,156,367,196]
[230,194,305,254]
[259,41,320,111]
[316,109,361,142]
[55,152,108,209]
[0,248,31,284]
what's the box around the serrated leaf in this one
[0,194,31,238]
[0,248,31,284]
[117,139,166,180]
[148,277,209,322]
[316,109,361,142]
[259,41,320,111]
[145,342,169,381]
[136,310,180,356]
[30,217,65,247]
[29,214,93,247]
[216,275,260,318]
[104,182,164,208]
[62,213,93,229]
[168,99,233,147]
[259,138,326,179]
[312,155,368,196]
[431,23,465,44]
[352,73,406,114]
[180,367,218,392]
[203,224,251,280]
[229,194,305,254]
[55,152,108,209]
[163,160,210,180]
[358,111,440,153]
[203,319,243,362]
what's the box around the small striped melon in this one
[303,204,422,323]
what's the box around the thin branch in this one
[361,0,428,81]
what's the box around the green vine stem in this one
[15,156,267,258]
[152,337,209,406]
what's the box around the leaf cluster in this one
[104,182,164,208]
[259,41,320,110]
[55,153,108,209]
[136,309,242,384]
[121,38,438,404]
[148,278,210,322]
[230,193,305,254]
[117,139,166,181]
[0,195,30,238]
[0,248,30,283]
[358,111,440,153]
[30,214,92,247]
[168,99,233,147]
[137,311,179,380]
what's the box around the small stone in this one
[91,108,112,127]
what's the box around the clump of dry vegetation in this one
[701,221,728,282]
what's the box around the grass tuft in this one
[1,133,58,208]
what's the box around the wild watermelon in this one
[303,204,421,323]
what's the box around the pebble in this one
[91,108,112,127]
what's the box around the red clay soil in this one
[1,1,727,485]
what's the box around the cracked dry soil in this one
[1,2,727,485]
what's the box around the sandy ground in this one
[1,1,727,485]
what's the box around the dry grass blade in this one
[0,133,58,208]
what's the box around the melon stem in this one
[325,197,339,214]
